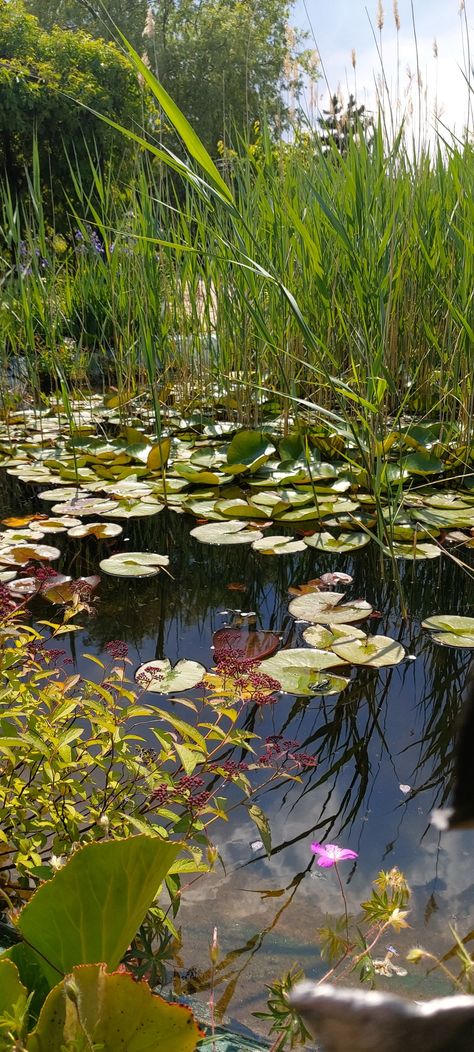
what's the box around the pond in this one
[1,457,473,1036]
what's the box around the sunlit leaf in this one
[100,552,169,577]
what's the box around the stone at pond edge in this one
[289,981,474,1052]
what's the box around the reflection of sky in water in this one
[12,493,473,1029]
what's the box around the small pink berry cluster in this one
[215,650,281,706]
[105,640,129,659]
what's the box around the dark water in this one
[2,474,474,1031]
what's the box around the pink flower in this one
[311,842,358,868]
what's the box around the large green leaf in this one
[17,836,179,987]
[0,958,27,1018]
[288,591,372,624]
[422,615,474,648]
[27,963,201,1052]
[226,430,274,470]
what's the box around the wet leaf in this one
[190,520,263,545]
[251,534,306,555]
[99,552,170,577]
[213,628,280,663]
[248,804,272,857]
[422,615,474,648]
[304,531,370,553]
[331,633,406,667]
[135,658,206,692]
[67,522,123,540]
[289,591,372,624]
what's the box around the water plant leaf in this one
[387,542,441,560]
[67,522,123,539]
[42,576,101,604]
[331,634,406,667]
[248,804,272,857]
[303,624,366,649]
[17,836,179,987]
[304,531,370,553]
[258,648,348,695]
[0,543,61,566]
[104,499,164,519]
[422,615,474,648]
[135,658,206,692]
[51,498,119,517]
[26,963,201,1052]
[288,591,372,624]
[147,438,171,471]
[99,552,170,577]
[226,431,274,471]
[38,487,92,503]
[212,628,280,662]
[190,520,263,545]
[0,569,17,583]
[251,535,306,555]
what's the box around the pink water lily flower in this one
[311,842,358,868]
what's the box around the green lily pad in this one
[226,430,274,471]
[422,615,474,648]
[38,487,92,502]
[303,624,366,649]
[99,552,170,577]
[289,591,372,624]
[51,498,119,517]
[190,520,263,545]
[386,542,441,560]
[331,634,406,666]
[0,569,18,583]
[251,535,306,555]
[135,658,206,692]
[30,517,82,533]
[68,522,123,540]
[103,498,164,519]
[304,531,370,553]
[258,649,349,696]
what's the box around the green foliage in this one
[0,839,201,1052]
[254,967,312,1051]
[0,1,144,205]
[26,963,200,1051]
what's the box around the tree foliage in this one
[24,0,305,156]
[0,1,144,203]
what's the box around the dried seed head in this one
[393,0,400,30]
[433,38,438,58]
[377,0,384,30]
[143,5,155,38]
[351,48,357,70]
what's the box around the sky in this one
[291,0,473,141]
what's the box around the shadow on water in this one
[1,473,474,1023]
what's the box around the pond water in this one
[1,473,474,1035]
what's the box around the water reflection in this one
[2,476,474,1026]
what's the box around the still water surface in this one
[3,479,474,1031]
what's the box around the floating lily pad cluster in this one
[0,411,471,561]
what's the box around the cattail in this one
[433,38,438,59]
[376,0,384,31]
[393,0,400,31]
[351,48,357,70]
[142,5,155,39]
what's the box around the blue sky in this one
[290,0,473,138]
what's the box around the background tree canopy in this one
[24,0,302,156]
[0,1,144,205]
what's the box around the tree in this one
[25,0,305,157]
[317,93,373,155]
[24,0,148,52]
[0,2,145,204]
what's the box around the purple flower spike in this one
[311,842,358,868]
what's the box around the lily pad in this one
[135,658,206,692]
[51,498,119,517]
[304,531,370,553]
[99,552,170,577]
[103,499,164,520]
[422,615,474,648]
[251,535,306,555]
[213,628,280,663]
[0,543,61,566]
[331,634,406,666]
[42,575,100,604]
[303,624,366,649]
[190,520,263,545]
[67,522,123,540]
[288,591,372,624]
[386,542,441,560]
[258,649,348,696]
